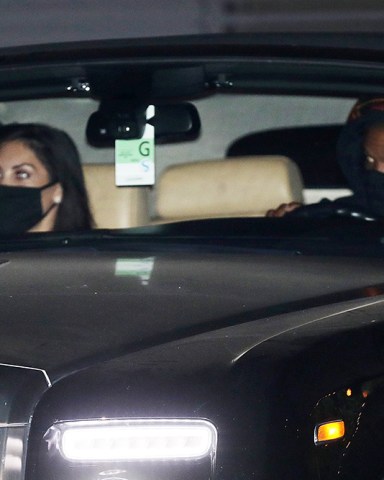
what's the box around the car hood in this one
[1,244,384,382]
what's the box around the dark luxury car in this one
[1,33,384,480]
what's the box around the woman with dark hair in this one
[0,123,94,234]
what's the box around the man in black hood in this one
[267,97,384,219]
[335,97,384,218]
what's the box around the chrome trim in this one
[0,364,51,480]
[0,425,29,480]
[0,363,51,387]
[0,423,28,428]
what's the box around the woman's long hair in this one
[0,123,94,231]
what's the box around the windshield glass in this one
[0,35,383,256]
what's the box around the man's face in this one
[364,125,384,173]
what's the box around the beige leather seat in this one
[154,155,303,222]
[83,164,150,228]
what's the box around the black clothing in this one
[291,110,384,219]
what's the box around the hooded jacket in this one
[293,99,384,219]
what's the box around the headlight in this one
[45,418,217,462]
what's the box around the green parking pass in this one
[115,107,155,186]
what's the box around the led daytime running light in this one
[49,419,217,462]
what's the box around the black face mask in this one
[0,182,58,236]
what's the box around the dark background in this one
[1,0,384,47]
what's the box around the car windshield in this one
[0,34,384,256]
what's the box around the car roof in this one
[1,33,384,101]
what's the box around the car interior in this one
[0,93,357,231]
[227,125,346,187]
[0,38,368,233]
[154,155,303,222]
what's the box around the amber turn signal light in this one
[314,420,345,445]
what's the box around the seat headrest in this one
[83,164,149,228]
[155,155,303,221]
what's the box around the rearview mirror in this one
[86,101,200,147]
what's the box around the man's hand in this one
[266,202,302,217]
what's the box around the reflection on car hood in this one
[1,244,384,382]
